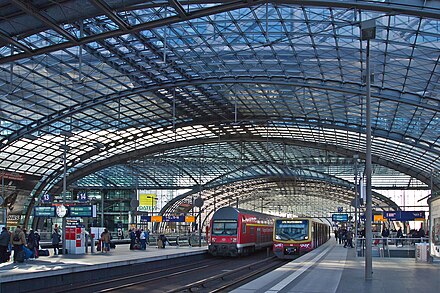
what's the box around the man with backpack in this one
[11,226,26,263]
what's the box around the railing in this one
[356,237,429,258]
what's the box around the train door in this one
[256,227,261,245]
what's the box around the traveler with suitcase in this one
[11,225,26,263]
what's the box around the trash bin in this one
[415,243,428,262]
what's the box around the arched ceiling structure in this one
[1,0,439,222]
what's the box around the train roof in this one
[212,206,274,220]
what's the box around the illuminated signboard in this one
[332,213,349,222]
[68,205,96,217]
[34,206,56,217]
[163,216,184,222]
[383,211,425,221]
[140,215,195,222]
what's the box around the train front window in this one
[212,220,238,236]
[275,220,309,241]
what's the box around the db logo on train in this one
[300,243,311,248]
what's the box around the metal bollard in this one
[91,235,94,253]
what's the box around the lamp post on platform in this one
[361,19,376,281]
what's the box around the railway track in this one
[31,251,285,293]
[166,256,287,293]
[97,254,288,292]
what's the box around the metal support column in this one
[361,19,376,281]
[61,135,68,255]
[354,154,359,242]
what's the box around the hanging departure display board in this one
[34,206,56,217]
[332,213,349,222]
[68,205,96,217]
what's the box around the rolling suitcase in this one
[38,249,50,256]
[15,250,25,263]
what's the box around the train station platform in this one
[232,240,440,293]
[0,244,207,284]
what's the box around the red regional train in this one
[273,218,330,259]
[208,207,275,256]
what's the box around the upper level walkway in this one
[232,239,440,293]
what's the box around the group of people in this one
[129,228,150,250]
[334,227,354,248]
[0,225,42,263]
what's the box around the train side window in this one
[242,224,246,234]
[250,226,255,235]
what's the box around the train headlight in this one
[304,236,308,240]
[232,238,237,243]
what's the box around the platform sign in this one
[383,211,425,221]
[332,213,349,222]
[163,215,185,222]
[185,216,195,223]
[77,191,88,202]
[140,216,151,223]
[151,216,162,222]
[40,194,53,203]
[68,205,95,217]
[34,206,56,217]
[140,215,195,222]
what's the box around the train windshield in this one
[212,220,238,236]
[274,219,309,241]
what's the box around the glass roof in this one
[0,0,439,219]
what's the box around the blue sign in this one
[383,211,425,221]
[332,213,349,222]
[140,215,186,222]
[77,191,88,202]
[163,215,185,222]
[34,206,55,217]
[140,216,151,222]
[41,194,53,203]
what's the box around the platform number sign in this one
[77,191,88,202]
[41,194,53,203]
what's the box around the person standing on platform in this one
[52,226,61,255]
[27,229,37,259]
[144,229,150,246]
[381,227,390,249]
[11,225,26,262]
[396,227,403,247]
[100,228,111,253]
[418,226,426,240]
[334,229,338,242]
[344,229,354,248]
[34,230,41,258]
[0,227,10,262]
[129,228,136,250]
[139,229,147,250]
